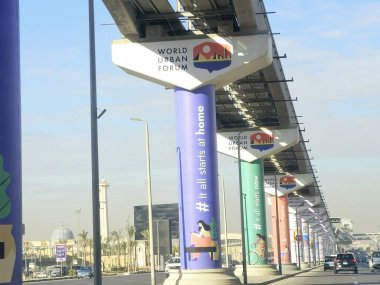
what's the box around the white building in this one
[99,178,110,241]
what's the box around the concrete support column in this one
[175,85,221,270]
[288,209,297,264]
[309,226,315,266]
[234,160,279,279]
[0,1,22,284]
[307,223,312,266]
[271,195,291,264]
[300,219,310,268]
[241,160,268,266]
[311,227,318,266]
[318,234,323,264]
[165,85,239,285]
[294,214,303,267]
[326,239,331,256]
[271,195,298,273]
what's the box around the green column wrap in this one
[241,159,268,265]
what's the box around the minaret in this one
[99,178,110,241]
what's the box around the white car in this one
[34,271,48,278]
[369,251,380,272]
[165,257,181,278]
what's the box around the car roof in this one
[337,253,354,256]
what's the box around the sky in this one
[19,0,380,241]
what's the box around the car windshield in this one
[325,257,334,261]
[169,258,180,263]
[337,254,354,260]
[373,252,380,258]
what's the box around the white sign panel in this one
[55,244,66,262]
[217,128,299,162]
[288,195,321,209]
[300,209,321,219]
[112,34,272,90]
[264,174,314,196]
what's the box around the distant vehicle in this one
[70,265,83,275]
[165,257,181,278]
[51,266,67,277]
[369,251,380,272]
[323,255,336,271]
[77,267,93,278]
[24,268,33,278]
[334,253,358,274]
[51,268,61,277]
[33,271,48,278]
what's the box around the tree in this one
[79,230,88,266]
[141,229,150,266]
[172,243,180,257]
[121,240,127,271]
[110,229,123,270]
[102,237,112,257]
[126,224,136,272]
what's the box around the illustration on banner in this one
[187,219,219,261]
[193,42,232,73]
[279,175,296,190]
[0,154,11,218]
[250,132,274,151]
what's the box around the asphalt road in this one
[24,272,167,285]
[271,263,380,285]
[23,264,380,285]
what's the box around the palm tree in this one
[121,241,127,271]
[110,229,123,270]
[78,230,88,266]
[172,243,180,257]
[126,224,136,272]
[102,237,112,257]
[141,229,150,266]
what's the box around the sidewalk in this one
[241,265,321,285]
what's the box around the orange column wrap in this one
[271,195,291,264]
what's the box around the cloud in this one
[320,30,345,39]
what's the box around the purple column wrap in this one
[0,1,22,284]
[175,85,221,270]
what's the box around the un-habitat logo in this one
[193,42,232,73]
[250,132,274,152]
[279,176,296,190]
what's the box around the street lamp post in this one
[88,0,102,284]
[242,193,249,262]
[237,131,248,284]
[130,118,155,285]
[75,209,81,264]
[153,216,167,271]
[221,177,229,268]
